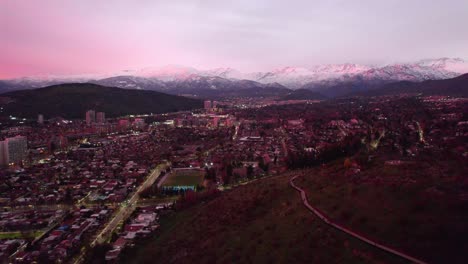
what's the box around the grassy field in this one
[120,174,404,264]
[0,230,44,239]
[162,170,204,187]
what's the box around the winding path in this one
[289,174,428,264]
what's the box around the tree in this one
[226,164,233,178]
[233,172,240,183]
[223,165,233,185]
[83,243,112,264]
[258,158,269,173]
[344,158,353,170]
[247,165,254,179]
[20,230,35,242]
[205,167,216,181]
[64,187,73,204]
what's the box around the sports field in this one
[161,169,205,187]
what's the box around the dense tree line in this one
[287,135,362,169]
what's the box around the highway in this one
[289,174,428,264]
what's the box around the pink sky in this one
[1,0,467,79]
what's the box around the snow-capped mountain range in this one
[108,57,468,89]
[1,58,467,98]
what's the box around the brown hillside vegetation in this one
[295,158,468,264]
[121,174,405,264]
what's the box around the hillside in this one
[164,79,292,99]
[93,76,167,91]
[115,150,468,264]
[294,156,468,264]
[280,88,327,100]
[92,76,292,99]
[354,73,468,97]
[118,174,404,264]
[303,78,387,98]
[0,83,203,118]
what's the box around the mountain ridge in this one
[0,83,203,118]
[350,73,468,98]
[1,58,467,98]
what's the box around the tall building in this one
[213,117,220,127]
[38,114,44,124]
[0,135,28,166]
[96,112,106,123]
[175,118,182,127]
[212,101,219,108]
[86,110,96,125]
[204,100,212,110]
[133,118,146,129]
[226,118,233,127]
[118,119,130,129]
[50,135,68,151]
[0,141,7,166]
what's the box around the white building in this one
[0,135,28,166]
[133,118,146,129]
[38,114,44,124]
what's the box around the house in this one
[105,249,121,261]
[113,237,127,250]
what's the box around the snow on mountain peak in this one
[273,66,314,75]
[416,58,468,73]
[135,65,199,80]
[114,58,467,89]
[310,63,371,75]
[248,64,371,88]
[202,67,245,79]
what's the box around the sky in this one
[1,0,468,79]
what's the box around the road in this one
[278,127,289,157]
[289,174,427,264]
[9,212,67,262]
[232,124,240,140]
[91,163,167,246]
[281,138,288,157]
[157,172,170,188]
[73,163,168,264]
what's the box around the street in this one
[91,163,167,246]
[73,163,168,264]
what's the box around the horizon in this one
[2,57,467,81]
[2,0,468,79]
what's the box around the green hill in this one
[0,83,203,118]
